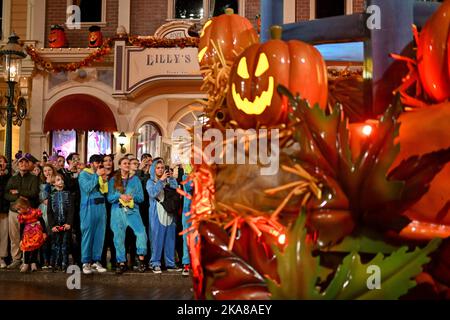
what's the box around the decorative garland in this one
[26,36,200,73]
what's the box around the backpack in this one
[156,185,182,216]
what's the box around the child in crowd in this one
[47,174,74,271]
[16,198,48,272]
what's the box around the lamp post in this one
[0,33,27,174]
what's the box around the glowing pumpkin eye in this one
[254,53,269,77]
[237,57,250,79]
[200,20,212,38]
[198,47,207,62]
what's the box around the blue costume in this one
[78,169,107,264]
[107,174,147,263]
[181,173,193,266]
[147,162,178,268]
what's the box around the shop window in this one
[171,110,206,164]
[51,130,77,159]
[87,131,112,161]
[315,0,346,18]
[136,122,162,160]
[174,0,204,19]
[173,0,241,19]
[69,0,106,24]
[212,0,238,16]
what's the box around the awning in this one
[44,94,117,132]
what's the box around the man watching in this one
[78,154,108,274]
[4,153,40,269]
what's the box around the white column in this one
[283,0,296,23]
[27,0,46,46]
[28,73,47,157]
[2,0,12,42]
[118,0,131,32]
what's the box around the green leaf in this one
[267,212,442,300]
[324,238,442,300]
[322,233,400,254]
[267,209,322,300]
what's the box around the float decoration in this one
[227,26,328,129]
[267,211,441,300]
[392,0,450,109]
[198,8,258,69]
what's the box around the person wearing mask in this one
[4,153,40,269]
[108,157,147,274]
[78,154,108,274]
[0,155,11,269]
[147,159,181,273]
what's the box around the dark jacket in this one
[47,189,74,229]
[4,172,40,209]
[0,172,11,213]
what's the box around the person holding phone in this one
[146,159,180,273]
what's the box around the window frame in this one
[136,121,162,160]
[67,0,107,28]
[50,129,78,159]
[310,0,353,20]
[85,130,113,161]
[168,0,246,21]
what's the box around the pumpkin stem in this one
[225,8,234,15]
[270,25,283,40]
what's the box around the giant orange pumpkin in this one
[417,0,450,102]
[88,25,103,48]
[198,8,258,68]
[48,25,67,48]
[226,26,328,129]
[392,102,450,239]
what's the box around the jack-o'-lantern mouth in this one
[231,76,274,115]
[90,39,98,45]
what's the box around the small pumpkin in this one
[88,25,103,48]
[392,102,450,239]
[198,8,258,68]
[48,25,67,48]
[226,26,328,129]
[417,0,450,102]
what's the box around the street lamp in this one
[118,132,127,154]
[0,33,27,173]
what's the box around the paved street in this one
[0,269,194,300]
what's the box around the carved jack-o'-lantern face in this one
[198,8,258,68]
[89,30,103,48]
[231,53,273,115]
[227,39,328,129]
[48,28,66,48]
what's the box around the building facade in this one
[2,0,366,164]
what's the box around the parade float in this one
[180,2,450,300]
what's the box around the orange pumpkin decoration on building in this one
[48,25,67,48]
[88,25,103,48]
[198,8,258,68]
[226,26,328,129]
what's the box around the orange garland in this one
[26,36,199,73]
